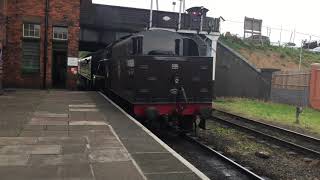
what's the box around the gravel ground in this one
[200,121,320,180]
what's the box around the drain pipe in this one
[0,41,3,95]
[43,0,49,89]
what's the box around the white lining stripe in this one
[99,92,210,180]
[69,104,97,108]
[69,108,99,112]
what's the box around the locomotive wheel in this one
[179,115,196,132]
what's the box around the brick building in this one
[0,0,80,89]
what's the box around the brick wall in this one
[0,0,6,46]
[3,0,80,89]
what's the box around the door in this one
[52,51,67,88]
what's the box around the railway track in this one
[182,133,265,180]
[160,132,265,180]
[211,109,320,158]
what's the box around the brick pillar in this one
[310,63,320,110]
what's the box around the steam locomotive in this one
[79,29,215,130]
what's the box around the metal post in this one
[299,40,303,70]
[293,28,296,43]
[178,0,182,30]
[279,25,282,47]
[149,0,153,28]
[156,0,159,10]
[200,13,204,32]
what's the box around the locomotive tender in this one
[79,29,217,129]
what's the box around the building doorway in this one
[52,51,67,88]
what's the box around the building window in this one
[23,24,40,38]
[53,27,68,40]
[22,41,40,73]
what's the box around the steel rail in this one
[211,110,320,158]
[214,109,320,144]
[184,134,265,180]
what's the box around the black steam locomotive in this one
[79,29,214,130]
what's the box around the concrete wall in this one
[3,0,80,89]
[215,41,271,100]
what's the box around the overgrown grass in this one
[214,98,320,136]
[219,35,320,68]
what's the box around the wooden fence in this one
[272,71,310,90]
[271,70,311,106]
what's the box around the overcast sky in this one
[93,0,320,46]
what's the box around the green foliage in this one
[215,98,320,136]
[219,34,320,67]
[79,51,91,58]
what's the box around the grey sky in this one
[93,0,320,45]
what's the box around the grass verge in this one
[214,97,320,137]
[219,35,320,68]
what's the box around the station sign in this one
[68,57,78,67]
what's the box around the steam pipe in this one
[178,0,182,30]
[183,0,185,12]
[149,0,153,28]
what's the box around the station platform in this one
[0,90,208,180]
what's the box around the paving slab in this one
[92,162,145,180]
[146,172,200,180]
[121,138,168,154]
[69,104,97,108]
[0,166,61,180]
[132,153,191,174]
[0,137,37,145]
[33,112,69,118]
[61,144,88,154]
[29,154,89,166]
[69,108,99,112]
[37,137,87,145]
[0,155,30,166]
[69,121,107,126]
[89,138,123,150]
[0,145,61,155]
[89,148,130,163]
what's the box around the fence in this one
[270,70,311,106]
